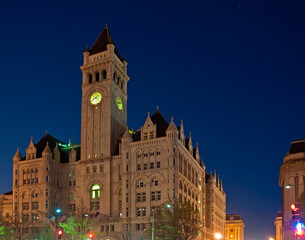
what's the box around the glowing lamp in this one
[215,233,222,239]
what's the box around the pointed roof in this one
[167,117,178,132]
[42,142,52,155]
[90,25,122,60]
[122,127,132,140]
[151,110,169,138]
[13,148,22,160]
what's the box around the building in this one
[279,139,305,240]
[274,211,282,240]
[225,214,245,240]
[0,26,226,240]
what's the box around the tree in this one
[144,200,202,240]
[59,201,96,240]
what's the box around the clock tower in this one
[80,26,129,161]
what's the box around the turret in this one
[166,117,178,139]
[122,55,127,73]
[13,148,22,162]
[54,143,60,163]
[69,147,76,163]
[83,46,90,65]
[26,137,37,160]
[179,119,185,144]
[188,132,193,155]
[42,142,52,160]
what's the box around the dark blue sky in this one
[1,0,305,239]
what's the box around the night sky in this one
[1,0,305,239]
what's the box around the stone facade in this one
[279,139,305,240]
[0,26,226,240]
[274,211,282,240]
[225,214,245,240]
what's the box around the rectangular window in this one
[101,225,105,232]
[137,193,141,202]
[126,224,129,231]
[157,162,160,168]
[143,163,147,170]
[150,162,154,169]
[126,164,129,172]
[151,192,156,201]
[157,191,161,201]
[136,208,141,217]
[142,192,146,202]
[126,208,129,217]
[136,224,141,231]
[27,179,30,184]
[73,180,76,186]
[46,176,49,182]
[35,178,38,183]
[126,193,128,203]
[111,225,114,232]
[106,225,109,232]
[142,207,146,216]
[137,164,141,171]
[142,224,146,230]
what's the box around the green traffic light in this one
[166,204,171,208]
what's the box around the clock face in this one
[90,92,102,105]
[116,96,123,110]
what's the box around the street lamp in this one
[215,233,222,239]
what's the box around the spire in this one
[90,26,121,59]
[84,45,90,52]
[13,148,22,161]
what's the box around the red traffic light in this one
[88,232,94,239]
[57,230,63,236]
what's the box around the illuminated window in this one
[90,184,100,199]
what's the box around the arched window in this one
[89,74,92,83]
[100,165,104,172]
[86,167,90,174]
[32,191,38,198]
[22,191,28,199]
[69,193,76,201]
[113,72,116,81]
[151,178,159,186]
[184,185,187,193]
[136,180,145,188]
[90,184,100,199]
[93,165,97,173]
[102,70,107,79]
[95,72,99,82]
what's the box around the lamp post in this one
[151,209,155,240]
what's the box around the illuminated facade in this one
[279,139,305,240]
[225,214,245,240]
[0,26,226,240]
[274,211,282,240]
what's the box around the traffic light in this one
[296,222,305,237]
[88,232,94,239]
[291,203,300,221]
[56,230,63,239]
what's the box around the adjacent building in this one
[278,139,305,240]
[0,26,226,240]
[225,214,245,240]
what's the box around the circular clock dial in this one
[90,92,102,105]
[116,96,123,110]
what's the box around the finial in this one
[148,112,150,117]
[181,119,183,123]
[157,106,159,110]
[105,23,108,28]
[171,117,173,122]
[17,147,20,151]
[46,141,49,146]
[46,130,48,135]
[31,136,33,141]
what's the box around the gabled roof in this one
[151,110,169,138]
[89,26,122,60]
